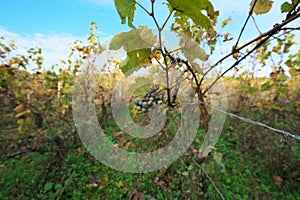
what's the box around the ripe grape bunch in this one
[133,85,165,112]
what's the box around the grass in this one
[0,102,300,199]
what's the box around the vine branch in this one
[234,0,258,49]
[203,35,272,95]
[200,11,300,86]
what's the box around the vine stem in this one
[136,0,176,106]
[234,0,258,49]
[166,53,209,131]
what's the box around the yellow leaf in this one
[273,176,283,186]
[116,180,124,188]
[289,68,300,76]
[100,176,109,188]
[250,0,273,15]
[13,104,25,113]
[16,119,24,125]
[213,152,223,164]
[15,110,31,118]
[113,131,123,138]
[83,46,88,54]
[37,89,45,95]
[131,108,139,116]
[273,45,281,53]
[232,46,239,59]
[285,60,293,68]
[221,17,232,28]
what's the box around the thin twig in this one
[135,1,151,16]
[0,149,30,158]
[154,56,166,70]
[170,78,187,90]
[251,15,262,35]
[268,27,299,43]
[136,0,175,105]
[151,0,160,29]
[167,47,183,55]
[193,159,225,200]
[161,10,174,30]
[56,171,75,200]
[281,26,300,31]
[177,58,200,90]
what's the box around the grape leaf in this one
[128,77,152,93]
[281,2,293,13]
[250,0,273,15]
[180,35,208,63]
[119,49,152,75]
[114,0,136,28]
[168,0,218,31]
[110,27,156,76]
[134,77,152,87]
[110,27,156,52]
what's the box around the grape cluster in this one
[133,86,165,112]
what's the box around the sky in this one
[1,0,299,76]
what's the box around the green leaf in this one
[277,87,290,94]
[182,171,189,176]
[292,0,299,5]
[110,27,156,52]
[281,2,293,13]
[134,77,151,88]
[261,82,272,91]
[187,165,194,171]
[119,49,152,75]
[114,0,136,28]
[247,86,258,95]
[110,27,156,76]
[297,88,300,96]
[250,0,273,15]
[44,182,53,191]
[55,183,63,190]
[128,77,152,93]
[168,0,218,31]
